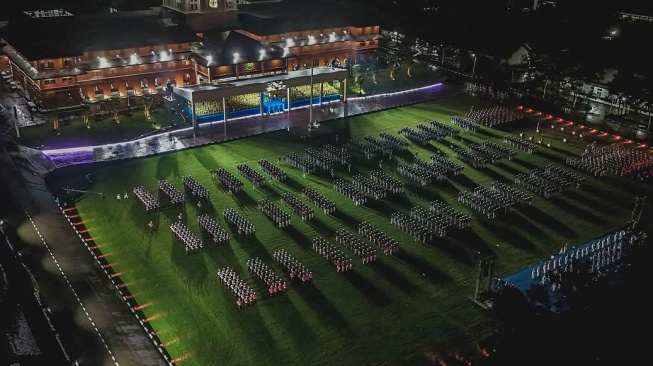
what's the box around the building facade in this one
[0,0,379,112]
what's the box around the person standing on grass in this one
[117,193,121,201]
[148,220,154,230]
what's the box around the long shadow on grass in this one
[536,149,566,164]
[282,176,304,192]
[170,239,209,295]
[257,184,279,198]
[481,166,510,183]
[204,239,245,274]
[516,204,576,237]
[602,175,653,196]
[480,217,534,251]
[394,250,451,284]
[408,184,447,204]
[548,196,605,224]
[513,157,540,171]
[368,259,418,295]
[295,282,349,331]
[430,236,475,265]
[282,225,312,249]
[307,218,334,237]
[448,229,493,257]
[235,302,281,358]
[583,178,644,205]
[383,192,411,208]
[192,149,220,170]
[564,189,623,214]
[159,205,188,225]
[333,210,359,230]
[363,198,393,216]
[155,153,180,180]
[234,190,257,209]
[476,128,498,139]
[449,174,477,190]
[503,210,548,240]
[342,270,390,307]
[264,298,316,350]
[238,235,272,259]
[497,161,527,177]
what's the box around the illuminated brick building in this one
[0,0,380,112]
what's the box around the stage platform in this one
[497,229,632,313]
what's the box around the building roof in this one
[237,0,379,35]
[0,12,201,60]
[191,30,289,67]
[174,66,348,102]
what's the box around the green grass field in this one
[18,109,174,150]
[48,95,649,366]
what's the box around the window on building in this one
[44,79,56,85]
[63,59,71,67]
[62,77,73,84]
[43,61,54,70]
[168,61,176,68]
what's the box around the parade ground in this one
[43,94,652,365]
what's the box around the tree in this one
[142,95,153,120]
[81,101,91,129]
[351,63,361,85]
[106,97,121,124]
[50,111,59,131]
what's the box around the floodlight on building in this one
[130,53,139,64]
[98,57,109,68]
[286,38,295,47]
[169,48,172,53]
[160,51,171,61]
[233,52,240,63]
[283,47,290,57]
[308,35,316,45]
[329,33,337,42]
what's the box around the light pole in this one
[440,44,445,64]
[309,64,313,126]
[471,53,477,76]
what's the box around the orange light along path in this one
[172,353,191,363]
[142,313,162,323]
[133,301,154,311]
[161,338,179,348]
[517,104,653,154]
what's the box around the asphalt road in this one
[0,93,166,365]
